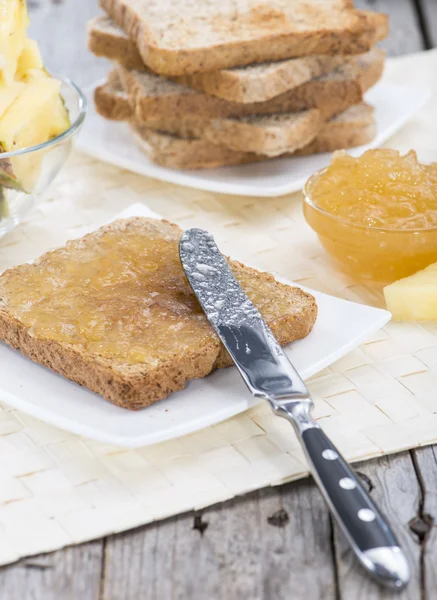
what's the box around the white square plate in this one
[77,82,430,197]
[0,204,391,447]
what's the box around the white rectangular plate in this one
[0,204,391,447]
[77,82,430,197]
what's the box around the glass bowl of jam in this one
[303,149,437,284]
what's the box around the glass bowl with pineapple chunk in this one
[0,74,87,239]
[303,149,437,285]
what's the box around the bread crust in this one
[93,72,376,168]
[96,73,325,156]
[0,218,317,410]
[88,16,359,104]
[88,16,145,71]
[133,129,264,169]
[131,111,376,169]
[174,55,353,104]
[94,77,132,121]
[117,48,384,122]
[294,123,376,156]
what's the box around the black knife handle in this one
[302,427,395,550]
[274,404,410,590]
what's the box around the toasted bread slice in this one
[99,0,388,75]
[174,56,355,105]
[89,15,355,103]
[95,70,133,121]
[89,16,146,71]
[294,102,375,156]
[133,129,264,169]
[95,74,324,157]
[175,111,324,156]
[0,218,317,409]
[93,74,375,166]
[95,60,382,157]
[117,48,384,122]
[133,124,376,169]
[131,103,376,169]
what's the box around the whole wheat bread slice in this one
[175,56,355,105]
[95,70,133,121]
[131,103,376,169]
[100,0,388,75]
[89,16,146,71]
[0,218,317,409]
[293,102,375,155]
[96,58,382,156]
[93,73,376,163]
[95,74,325,156]
[166,111,325,156]
[133,129,263,169]
[117,48,384,122]
[89,15,355,103]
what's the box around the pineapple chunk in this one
[0,0,29,84]
[9,92,69,191]
[16,39,43,79]
[0,4,71,194]
[0,72,62,148]
[384,262,437,321]
[0,80,26,119]
[0,70,70,192]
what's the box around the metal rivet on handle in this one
[339,477,357,490]
[322,449,338,460]
[358,508,376,522]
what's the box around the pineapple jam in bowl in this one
[0,76,87,239]
[303,149,437,284]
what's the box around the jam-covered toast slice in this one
[0,218,317,409]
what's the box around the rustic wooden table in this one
[2,1,437,599]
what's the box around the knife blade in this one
[179,228,410,591]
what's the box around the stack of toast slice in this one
[88,0,388,169]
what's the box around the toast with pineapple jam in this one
[0,218,317,409]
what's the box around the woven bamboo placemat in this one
[0,50,436,565]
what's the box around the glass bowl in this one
[0,77,87,239]
[303,165,437,285]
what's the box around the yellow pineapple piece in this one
[16,39,43,79]
[0,70,70,192]
[0,71,62,147]
[0,3,71,194]
[384,262,437,321]
[0,0,29,84]
[6,94,66,192]
[0,80,26,119]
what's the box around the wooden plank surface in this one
[411,446,437,594]
[102,481,337,600]
[4,1,437,599]
[0,543,103,600]
[334,454,422,600]
[3,453,427,600]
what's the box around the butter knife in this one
[179,228,410,591]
